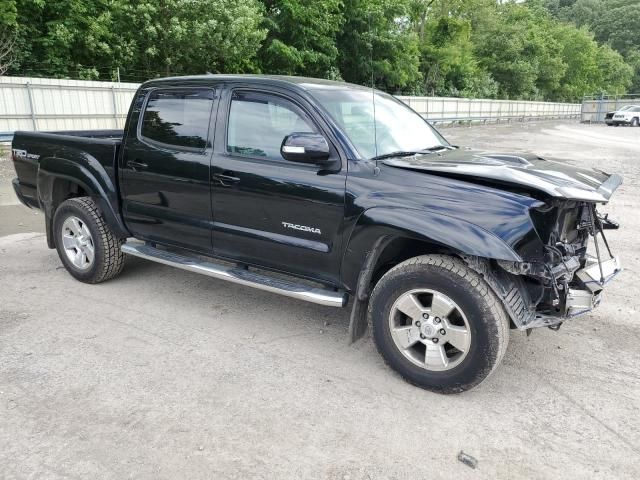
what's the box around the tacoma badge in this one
[282,222,321,235]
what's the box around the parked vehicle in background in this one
[10,75,623,393]
[605,105,640,126]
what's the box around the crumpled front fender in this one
[340,206,533,292]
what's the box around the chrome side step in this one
[121,242,348,308]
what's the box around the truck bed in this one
[11,129,123,209]
[43,129,123,140]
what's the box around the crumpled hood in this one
[383,149,622,203]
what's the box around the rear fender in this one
[38,156,129,247]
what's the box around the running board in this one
[121,242,348,308]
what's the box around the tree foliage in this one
[338,0,421,92]
[0,0,17,27]
[260,0,343,78]
[542,0,640,92]
[11,0,266,81]
[3,0,637,100]
[0,0,17,74]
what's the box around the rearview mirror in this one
[280,133,331,165]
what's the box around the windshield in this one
[309,88,448,159]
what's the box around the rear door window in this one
[140,89,214,150]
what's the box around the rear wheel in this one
[370,255,509,393]
[53,197,125,283]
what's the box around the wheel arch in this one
[38,157,129,248]
[341,207,522,292]
[343,207,522,343]
[52,196,126,284]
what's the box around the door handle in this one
[127,160,148,171]
[213,172,240,186]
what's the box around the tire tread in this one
[57,197,125,283]
[370,254,510,393]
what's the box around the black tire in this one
[370,255,509,394]
[632,117,639,127]
[53,197,125,284]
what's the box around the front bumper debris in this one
[565,255,621,317]
[576,255,622,292]
[469,254,623,331]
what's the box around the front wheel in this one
[370,255,509,393]
[53,197,125,284]
[631,117,639,127]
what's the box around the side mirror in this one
[280,132,331,165]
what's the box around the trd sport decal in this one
[12,149,40,160]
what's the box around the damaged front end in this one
[384,149,623,331]
[466,201,622,331]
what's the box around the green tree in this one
[591,1,640,56]
[549,23,603,100]
[542,0,640,92]
[113,0,267,80]
[590,0,640,91]
[474,4,566,99]
[9,0,116,79]
[597,44,634,95]
[623,50,640,93]
[9,0,266,81]
[416,14,497,97]
[544,0,605,27]
[0,0,17,26]
[0,0,17,75]
[338,0,422,92]
[258,0,344,78]
[5,0,635,99]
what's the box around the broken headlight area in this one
[469,202,622,331]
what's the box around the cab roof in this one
[142,74,373,93]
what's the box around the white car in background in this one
[606,105,640,126]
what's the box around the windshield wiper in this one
[370,145,454,161]
[370,150,422,161]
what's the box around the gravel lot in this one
[1,121,639,479]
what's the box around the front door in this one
[210,88,346,285]
[120,87,216,252]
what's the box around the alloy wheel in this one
[61,215,95,270]
[388,289,472,371]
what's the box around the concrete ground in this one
[1,122,639,479]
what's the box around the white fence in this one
[0,76,138,134]
[0,76,581,140]
[397,96,581,123]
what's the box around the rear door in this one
[120,87,217,252]
[210,87,347,284]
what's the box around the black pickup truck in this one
[11,75,622,393]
